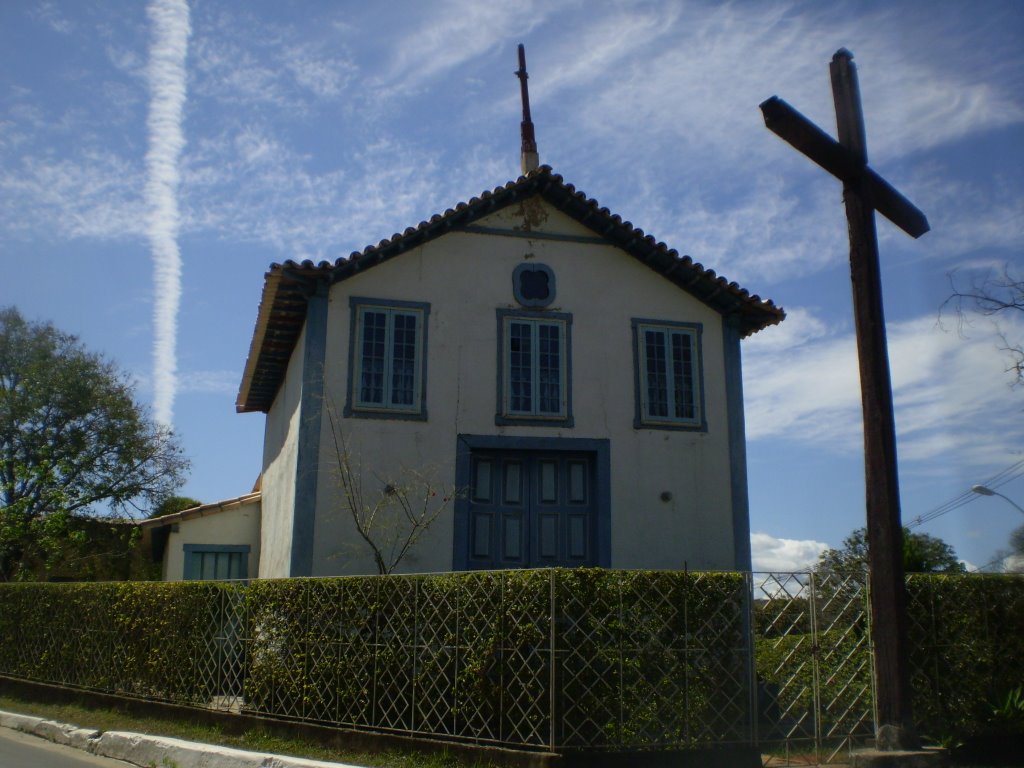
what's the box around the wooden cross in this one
[760,49,929,748]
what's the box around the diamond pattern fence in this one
[1,571,1021,760]
[0,569,753,753]
[753,571,874,764]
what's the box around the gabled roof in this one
[236,165,784,414]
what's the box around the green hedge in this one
[907,573,1024,741]
[0,569,749,751]
[0,581,241,702]
[753,573,1024,747]
[3,571,1017,750]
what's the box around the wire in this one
[905,458,1024,530]
[970,551,1021,574]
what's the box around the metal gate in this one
[752,572,876,764]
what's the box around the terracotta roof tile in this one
[236,165,784,413]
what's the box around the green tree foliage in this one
[147,495,202,519]
[816,527,966,578]
[0,307,189,580]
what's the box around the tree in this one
[0,307,189,580]
[816,527,966,579]
[1004,524,1024,573]
[1012,525,1024,558]
[147,495,201,519]
[324,398,455,575]
[943,265,1023,386]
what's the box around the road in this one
[0,728,131,768]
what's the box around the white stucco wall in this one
[258,325,305,578]
[306,196,738,575]
[162,498,262,581]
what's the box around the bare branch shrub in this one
[324,398,457,574]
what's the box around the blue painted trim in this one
[723,315,752,571]
[512,262,556,308]
[630,318,708,432]
[494,309,574,427]
[291,282,329,577]
[344,296,430,422]
[453,435,610,570]
[183,544,250,580]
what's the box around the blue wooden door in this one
[466,451,595,569]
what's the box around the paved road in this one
[0,728,131,768]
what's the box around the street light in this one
[971,485,1024,515]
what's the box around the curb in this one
[0,709,367,768]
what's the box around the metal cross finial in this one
[516,43,539,174]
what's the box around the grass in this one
[0,692,502,768]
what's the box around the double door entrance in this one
[464,450,597,569]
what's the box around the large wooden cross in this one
[760,49,929,748]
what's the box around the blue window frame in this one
[183,544,249,581]
[632,319,706,430]
[496,310,572,426]
[346,298,429,420]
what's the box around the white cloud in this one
[177,369,239,395]
[559,1,1023,167]
[744,307,1024,472]
[189,8,359,114]
[751,532,829,572]
[743,307,831,352]
[524,1,1022,289]
[0,152,146,241]
[192,36,291,110]
[898,171,1024,260]
[529,5,682,102]
[284,46,356,99]
[378,0,546,92]
[31,2,76,35]
[145,0,191,427]
[182,129,444,260]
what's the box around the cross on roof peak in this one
[515,43,539,174]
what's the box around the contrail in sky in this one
[145,0,190,427]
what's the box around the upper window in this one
[346,298,429,420]
[496,310,573,426]
[632,319,705,430]
[183,545,249,581]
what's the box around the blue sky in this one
[2,0,1022,572]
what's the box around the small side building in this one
[141,492,262,581]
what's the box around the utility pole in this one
[760,49,929,750]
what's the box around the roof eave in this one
[235,165,784,412]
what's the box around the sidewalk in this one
[0,709,370,768]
